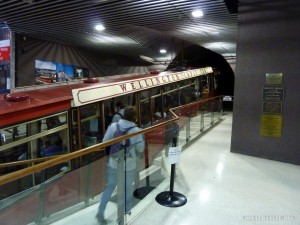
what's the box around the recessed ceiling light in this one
[160,49,167,54]
[95,24,105,31]
[192,9,203,18]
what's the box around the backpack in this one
[108,122,135,156]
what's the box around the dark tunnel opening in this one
[166,45,235,110]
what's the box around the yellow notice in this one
[260,114,282,137]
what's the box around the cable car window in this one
[0,111,69,180]
[80,103,102,148]
[0,124,28,146]
[140,90,151,128]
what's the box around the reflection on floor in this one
[51,112,300,225]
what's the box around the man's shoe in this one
[96,213,106,224]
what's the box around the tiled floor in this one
[51,112,300,225]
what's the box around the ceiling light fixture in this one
[160,49,167,54]
[95,24,105,31]
[192,9,203,18]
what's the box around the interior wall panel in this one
[15,34,150,87]
[231,0,300,165]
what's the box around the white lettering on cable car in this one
[71,67,213,107]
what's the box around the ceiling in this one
[0,0,237,64]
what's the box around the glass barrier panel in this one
[68,151,114,224]
[124,122,177,224]
[0,174,33,201]
[0,176,43,225]
[97,147,124,224]
[0,151,112,225]
[213,98,222,121]
[0,100,222,225]
[174,108,189,146]
[203,101,212,130]
[188,102,203,139]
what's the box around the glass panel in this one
[189,103,202,139]
[0,143,30,175]
[179,83,194,105]
[124,123,175,224]
[172,98,222,147]
[123,130,145,212]
[140,90,151,128]
[203,101,212,129]
[80,103,103,164]
[80,103,99,120]
[43,113,67,130]
[103,94,135,129]
[40,130,68,157]
[42,167,81,217]
[213,98,222,121]
[0,111,69,195]
[162,84,178,119]
[152,87,167,122]
[175,107,189,146]
[97,147,124,224]
[0,170,33,201]
[0,113,67,151]
[200,75,209,98]
[0,99,223,225]
[0,124,27,146]
[71,108,80,151]
[104,100,113,129]
[0,175,41,224]
[0,153,110,225]
[168,87,179,108]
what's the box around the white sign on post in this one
[168,147,182,164]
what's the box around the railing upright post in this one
[186,111,190,143]
[37,170,46,224]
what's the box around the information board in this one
[168,147,182,164]
[262,86,284,101]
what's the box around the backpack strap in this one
[116,123,135,138]
[115,112,124,119]
[124,125,135,133]
[120,124,135,148]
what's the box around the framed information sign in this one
[265,73,283,85]
[262,102,282,114]
[262,86,284,101]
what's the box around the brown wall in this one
[231,0,300,164]
[15,34,150,87]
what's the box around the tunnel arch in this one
[166,45,235,96]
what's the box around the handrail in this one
[0,116,178,185]
[171,96,221,111]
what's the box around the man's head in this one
[116,100,125,109]
[124,106,136,122]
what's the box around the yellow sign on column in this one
[260,114,282,137]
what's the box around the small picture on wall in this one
[35,60,89,84]
[74,66,89,79]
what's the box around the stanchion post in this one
[155,136,187,207]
